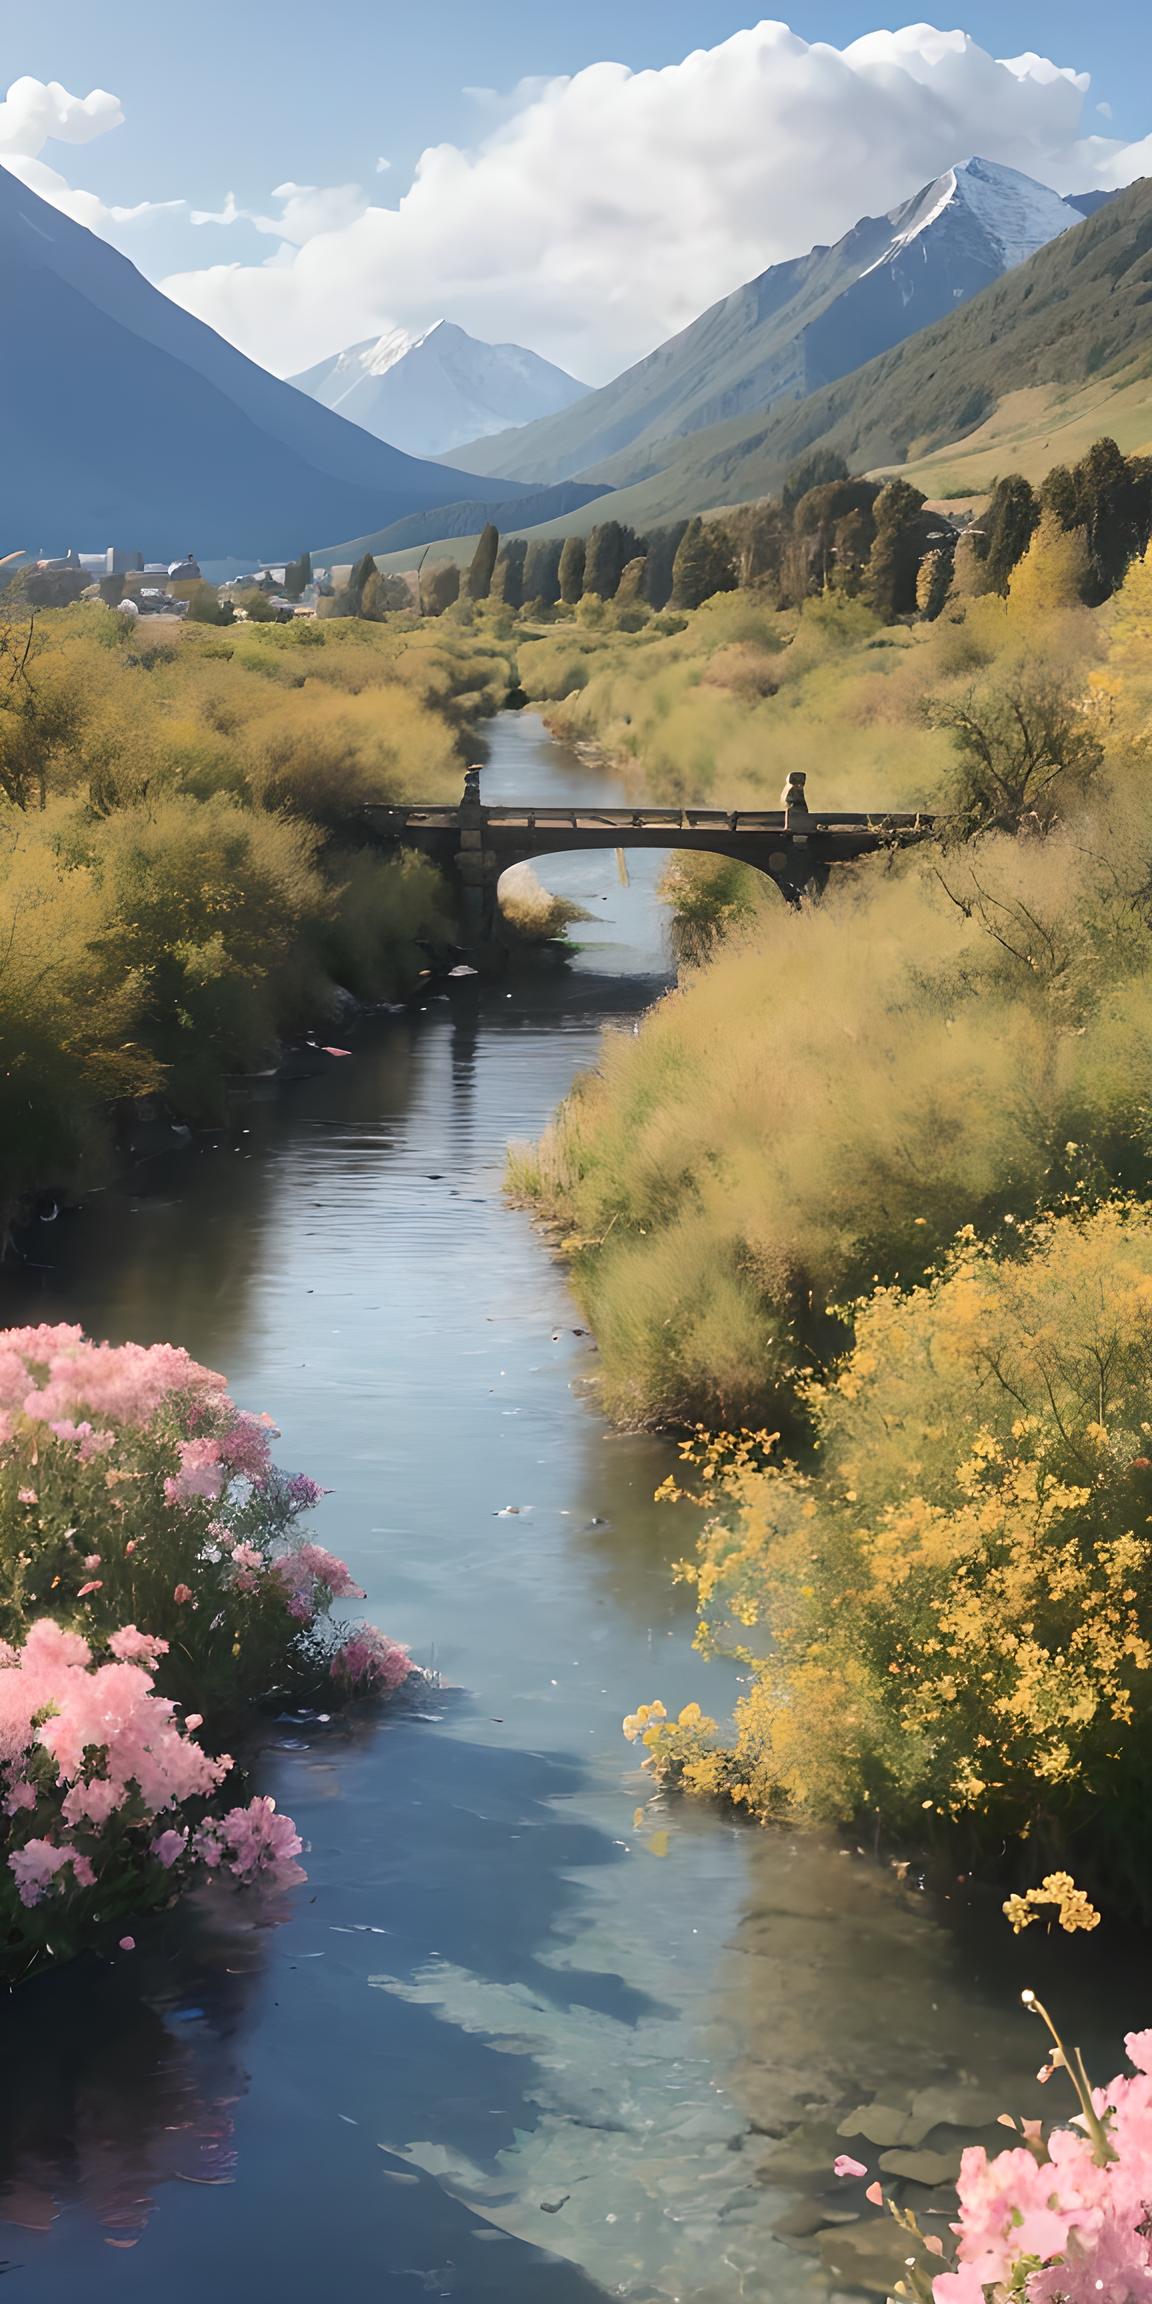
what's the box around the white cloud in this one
[0,76,122,156]
[6,34,1150,386]
[155,21,1149,383]
[0,74,177,235]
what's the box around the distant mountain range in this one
[291,321,588,459]
[448,158,1086,493]
[0,164,541,562]
[518,172,1152,536]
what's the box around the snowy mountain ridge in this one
[291,322,588,459]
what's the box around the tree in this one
[1041,440,1152,604]
[616,556,648,606]
[347,554,378,616]
[0,615,82,809]
[671,517,737,610]
[522,536,562,609]
[188,583,234,626]
[584,521,639,600]
[1007,512,1092,622]
[982,474,1039,594]
[490,538,527,609]
[466,523,500,601]
[643,522,690,608]
[781,448,849,515]
[928,669,1104,835]
[420,562,461,616]
[792,478,881,595]
[950,526,993,602]
[362,570,413,616]
[558,535,586,605]
[283,551,312,602]
[863,478,931,620]
[916,547,953,622]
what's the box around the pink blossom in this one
[119,1936,135,1951]
[274,1543,364,1624]
[172,1584,193,1605]
[330,1623,414,1696]
[151,1829,187,1869]
[83,1556,101,1573]
[4,1780,36,1815]
[77,1580,103,1598]
[215,1796,304,1888]
[229,1542,263,1573]
[9,1839,69,1908]
[164,1437,224,1507]
[217,1413,275,1482]
[833,2155,867,2180]
[62,1777,124,1828]
[68,1851,96,1889]
[107,1626,168,1667]
[17,1488,36,1506]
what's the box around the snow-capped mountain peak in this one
[291,321,588,459]
[876,155,1080,277]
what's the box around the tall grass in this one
[0,607,515,1223]
[513,549,1152,1429]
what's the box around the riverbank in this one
[0,607,516,1235]
[5,708,1137,2304]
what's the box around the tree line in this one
[325,434,1152,632]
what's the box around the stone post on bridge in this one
[455,766,500,945]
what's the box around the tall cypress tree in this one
[558,535,586,605]
[584,520,638,600]
[982,474,1039,594]
[643,523,689,609]
[490,538,527,609]
[348,553,378,616]
[466,523,500,601]
[671,518,737,610]
[522,536,563,607]
[863,480,930,620]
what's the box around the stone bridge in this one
[361,770,936,942]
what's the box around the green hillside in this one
[540,173,1152,534]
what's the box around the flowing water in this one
[0,714,1135,2302]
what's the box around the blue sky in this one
[1,4,1147,379]
[3,0,1146,203]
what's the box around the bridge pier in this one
[359,775,935,950]
[456,766,504,947]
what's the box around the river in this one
[0,713,1134,2303]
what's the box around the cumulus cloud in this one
[0,74,177,235]
[154,21,1151,382]
[0,76,123,156]
[5,33,1151,384]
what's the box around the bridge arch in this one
[360,776,935,946]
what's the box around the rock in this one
[838,2104,929,2149]
[819,2217,918,2295]
[910,2085,1004,2130]
[879,2147,964,2186]
[773,2200,860,2239]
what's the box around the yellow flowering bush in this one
[639,1203,1152,1906]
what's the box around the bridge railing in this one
[364,802,937,833]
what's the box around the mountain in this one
[515,173,1152,537]
[0,164,527,562]
[312,480,612,568]
[448,158,1083,491]
[291,321,588,459]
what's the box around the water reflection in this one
[0,715,1139,2303]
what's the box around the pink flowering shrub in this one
[928,2014,1152,2304]
[330,1623,415,1696]
[840,1987,1152,2304]
[0,1324,416,1723]
[0,1618,303,1980]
